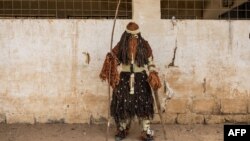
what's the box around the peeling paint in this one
[82,52,90,65]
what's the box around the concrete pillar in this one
[132,0,161,21]
[131,0,164,40]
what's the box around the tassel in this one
[130,54,135,95]
[129,73,135,95]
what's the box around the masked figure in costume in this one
[100,22,161,141]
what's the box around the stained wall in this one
[0,0,249,124]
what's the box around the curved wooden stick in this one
[154,90,168,140]
[106,0,121,141]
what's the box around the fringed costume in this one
[100,22,161,141]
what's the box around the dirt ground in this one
[0,123,224,141]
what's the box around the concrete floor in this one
[0,123,224,141]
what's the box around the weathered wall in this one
[0,0,249,124]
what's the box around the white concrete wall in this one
[0,0,250,124]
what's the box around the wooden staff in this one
[154,90,168,140]
[106,0,121,141]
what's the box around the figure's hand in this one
[148,71,162,91]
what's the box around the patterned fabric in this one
[99,53,120,88]
[111,71,154,124]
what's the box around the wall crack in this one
[168,39,178,68]
[203,78,207,94]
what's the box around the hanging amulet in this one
[129,73,135,95]
[129,54,135,95]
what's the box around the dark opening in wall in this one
[161,0,250,20]
[0,0,132,19]
[219,1,250,19]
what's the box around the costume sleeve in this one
[144,41,156,72]
[99,44,120,89]
[144,41,162,91]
